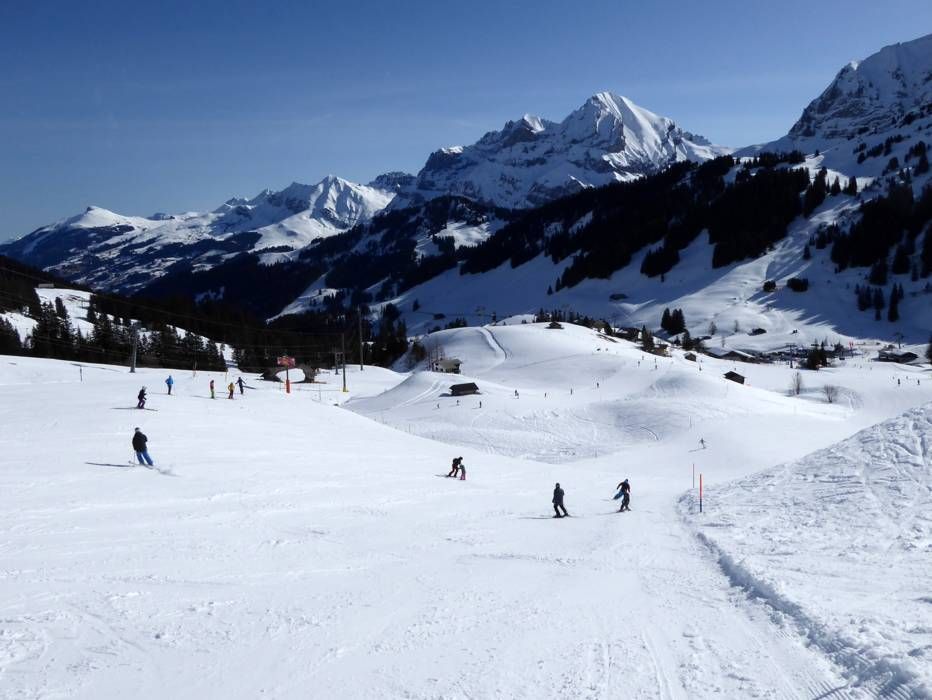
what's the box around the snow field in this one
[1,322,931,698]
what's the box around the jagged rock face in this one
[394,92,729,210]
[368,172,417,192]
[789,34,932,140]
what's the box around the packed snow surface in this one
[2,322,931,697]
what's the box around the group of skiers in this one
[131,375,249,466]
[138,376,247,406]
[443,457,631,517]
[552,478,631,517]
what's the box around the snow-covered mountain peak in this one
[394,91,729,210]
[789,33,932,140]
[742,32,932,185]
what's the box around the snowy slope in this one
[0,176,395,292]
[393,92,730,210]
[2,319,931,697]
[379,191,932,347]
[685,404,932,694]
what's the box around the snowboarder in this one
[209,379,215,399]
[699,438,706,449]
[132,427,154,466]
[617,479,631,512]
[227,382,235,399]
[459,461,467,481]
[165,375,174,395]
[237,377,245,395]
[447,456,463,478]
[552,482,569,518]
[514,389,519,398]
[137,386,147,409]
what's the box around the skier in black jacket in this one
[132,427,154,466]
[137,387,147,409]
[617,479,631,512]
[552,483,569,518]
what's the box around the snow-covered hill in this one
[0,175,395,293]
[394,92,730,210]
[3,322,930,697]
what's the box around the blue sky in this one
[2,1,931,240]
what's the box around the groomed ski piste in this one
[1,322,930,698]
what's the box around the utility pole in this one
[341,333,348,392]
[358,309,364,371]
[129,324,138,373]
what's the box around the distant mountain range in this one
[3,33,932,344]
[0,175,395,292]
[0,92,727,292]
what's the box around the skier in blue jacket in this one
[165,375,174,395]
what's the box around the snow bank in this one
[684,404,932,696]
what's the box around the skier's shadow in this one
[86,461,177,476]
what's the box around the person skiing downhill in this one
[447,456,463,478]
[237,377,245,395]
[209,379,215,399]
[132,427,154,466]
[137,387,147,409]
[227,382,235,399]
[617,479,631,512]
[165,375,174,395]
[552,483,569,518]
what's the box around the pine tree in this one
[891,245,910,275]
[927,335,932,363]
[0,317,23,355]
[803,168,829,216]
[887,285,900,322]
[670,308,686,335]
[844,177,858,196]
[873,288,885,320]
[869,259,888,285]
[803,244,811,260]
[830,177,841,196]
[661,308,671,333]
[640,326,654,352]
